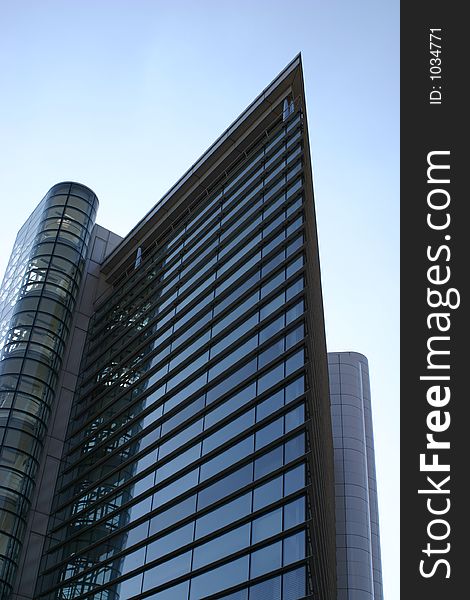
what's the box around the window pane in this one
[283,530,306,566]
[249,575,281,600]
[250,540,282,578]
[284,464,305,496]
[254,446,283,480]
[149,495,196,536]
[284,496,306,530]
[285,404,304,433]
[200,436,254,481]
[282,566,306,600]
[252,507,282,544]
[255,418,283,450]
[253,475,283,511]
[196,493,252,539]
[147,580,190,599]
[192,523,250,569]
[190,556,249,600]
[256,389,284,422]
[198,464,253,510]
[142,551,192,591]
[284,434,304,464]
[146,522,194,562]
[205,383,256,429]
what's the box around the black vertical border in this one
[401,3,467,598]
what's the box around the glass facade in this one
[0,57,347,600]
[35,109,317,600]
[0,183,98,598]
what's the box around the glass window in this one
[252,507,282,544]
[260,269,284,297]
[211,314,258,358]
[147,581,190,599]
[254,446,283,480]
[118,572,143,598]
[282,567,306,600]
[164,374,207,412]
[209,337,257,381]
[258,338,284,369]
[256,389,284,423]
[126,519,150,548]
[190,556,250,600]
[161,396,205,436]
[255,418,284,450]
[193,523,250,569]
[149,495,196,536]
[257,363,283,395]
[260,293,284,321]
[286,277,303,301]
[206,359,257,405]
[195,493,251,539]
[156,443,201,483]
[283,531,305,566]
[285,349,304,376]
[142,551,192,592]
[203,409,255,455]
[167,351,209,390]
[214,281,257,320]
[200,436,254,481]
[204,383,256,429]
[250,540,282,578]
[249,576,281,600]
[285,325,304,349]
[261,250,285,279]
[286,255,303,279]
[285,376,304,404]
[284,496,305,530]
[146,522,194,562]
[153,468,199,507]
[284,464,305,496]
[158,418,203,459]
[259,315,284,345]
[286,301,304,325]
[214,277,260,319]
[197,464,252,510]
[285,404,304,433]
[262,231,285,257]
[284,434,304,464]
[286,235,303,257]
[219,589,248,600]
[120,545,146,573]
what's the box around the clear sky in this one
[0,1,399,597]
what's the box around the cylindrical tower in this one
[328,351,384,600]
[0,183,98,598]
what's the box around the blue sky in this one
[0,1,399,596]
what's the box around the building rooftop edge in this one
[327,351,369,364]
[100,54,303,276]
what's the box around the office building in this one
[0,56,382,600]
[328,352,383,600]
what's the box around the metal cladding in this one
[328,352,384,600]
[0,183,98,598]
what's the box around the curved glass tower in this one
[0,183,98,598]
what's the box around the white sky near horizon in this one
[0,1,399,597]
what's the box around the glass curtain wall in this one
[36,109,315,600]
